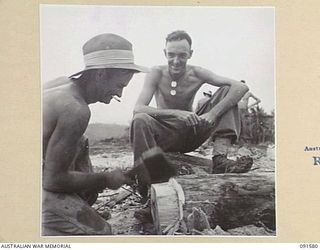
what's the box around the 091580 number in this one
[300,244,318,248]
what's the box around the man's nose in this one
[173,56,180,64]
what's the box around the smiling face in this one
[95,68,134,104]
[164,39,193,78]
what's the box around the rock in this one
[207,225,230,235]
[237,147,252,156]
[99,210,111,220]
[267,145,275,160]
[187,207,211,232]
[228,224,275,236]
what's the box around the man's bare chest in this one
[155,76,203,110]
[157,75,202,98]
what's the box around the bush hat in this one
[70,33,149,77]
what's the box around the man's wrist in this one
[96,172,110,190]
[207,110,219,123]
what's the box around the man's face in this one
[164,39,193,76]
[97,69,134,104]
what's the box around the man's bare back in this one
[43,77,90,160]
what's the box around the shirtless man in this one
[42,33,148,235]
[238,80,261,142]
[130,30,248,197]
[238,80,261,111]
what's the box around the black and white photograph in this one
[41,5,275,236]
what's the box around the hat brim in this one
[70,64,149,78]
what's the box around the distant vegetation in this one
[85,123,129,144]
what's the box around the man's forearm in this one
[248,100,261,109]
[43,170,109,193]
[134,105,192,118]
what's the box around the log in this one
[177,173,275,231]
[165,152,275,232]
[150,180,183,235]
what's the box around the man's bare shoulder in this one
[156,65,168,71]
[144,66,166,87]
[189,65,212,75]
[43,84,90,123]
[189,65,221,83]
[149,65,166,76]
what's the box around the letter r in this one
[313,156,320,165]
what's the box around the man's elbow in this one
[43,174,66,193]
[133,104,145,114]
[237,82,249,97]
[43,180,60,192]
[133,105,140,115]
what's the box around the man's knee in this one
[132,113,153,129]
[133,113,152,122]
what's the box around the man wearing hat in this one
[131,30,248,198]
[42,33,148,235]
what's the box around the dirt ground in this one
[89,139,276,236]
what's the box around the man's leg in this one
[42,191,112,236]
[196,86,241,156]
[130,112,211,198]
[131,112,214,154]
[130,113,193,160]
[130,113,183,197]
[197,88,254,173]
[42,136,108,236]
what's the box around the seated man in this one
[130,30,248,198]
[42,33,148,235]
[238,80,261,143]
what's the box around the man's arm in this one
[43,106,127,193]
[247,93,261,109]
[195,67,249,124]
[134,66,166,115]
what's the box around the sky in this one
[40,5,275,125]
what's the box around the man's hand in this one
[179,112,202,127]
[174,111,216,135]
[105,168,133,190]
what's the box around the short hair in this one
[166,30,192,47]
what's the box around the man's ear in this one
[163,49,167,57]
[189,49,194,58]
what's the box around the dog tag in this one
[171,81,177,88]
[170,90,176,96]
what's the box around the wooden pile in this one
[163,153,276,234]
